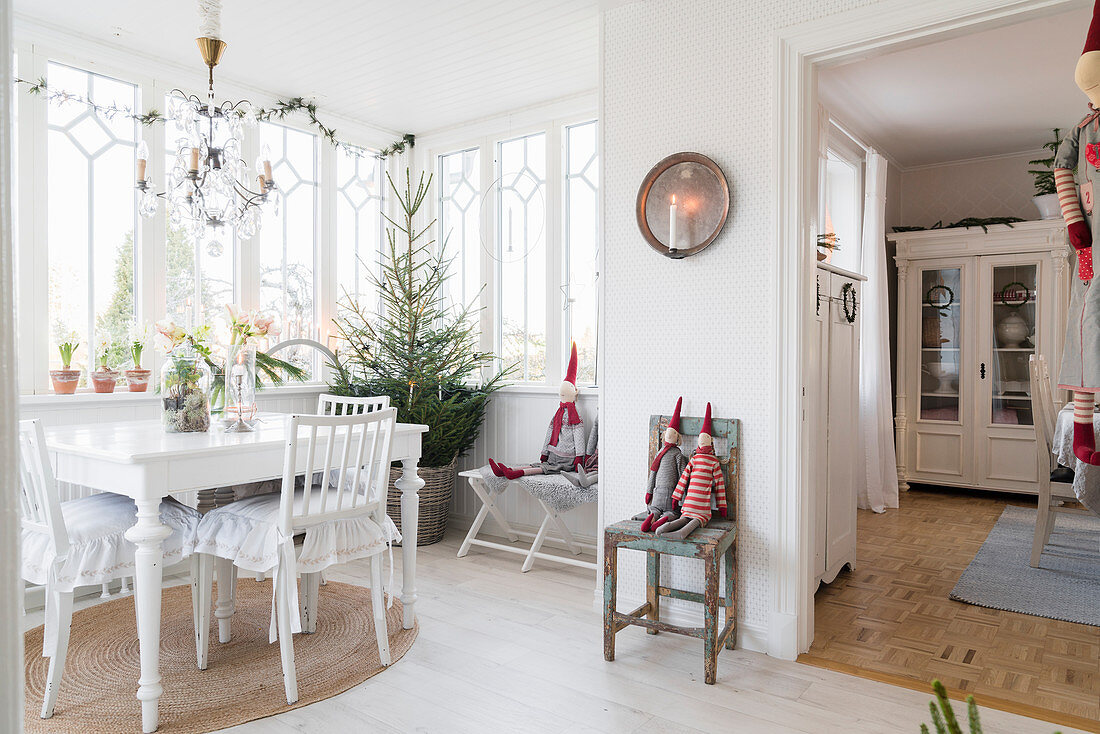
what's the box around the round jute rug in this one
[24,579,417,733]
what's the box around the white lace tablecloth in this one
[1052,404,1100,515]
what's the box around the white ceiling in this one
[819,7,1093,168]
[13,0,600,135]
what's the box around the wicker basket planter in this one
[386,457,456,547]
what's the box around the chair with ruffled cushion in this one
[17,419,202,719]
[192,408,400,704]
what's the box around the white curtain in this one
[857,152,898,512]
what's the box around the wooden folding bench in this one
[602,413,739,684]
[457,468,598,572]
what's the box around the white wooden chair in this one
[317,392,390,416]
[17,419,202,719]
[193,408,399,704]
[1028,355,1091,567]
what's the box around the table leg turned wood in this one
[703,549,720,685]
[603,534,617,662]
[124,497,172,733]
[214,557,236,643]
[646,550,660,635]
[396,456,424,630]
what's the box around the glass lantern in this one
[224,344,257,432]
[161,344,212,433]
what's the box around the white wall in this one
[601,0,883,649]
[893,151,1042,229]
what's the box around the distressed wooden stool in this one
[602,412,739,685]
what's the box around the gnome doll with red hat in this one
[656,403,727,540]
[489,342,586,479]
[1053,0,1100,471]
[632,397,688,531]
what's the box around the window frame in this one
[424,109,598,387]
[13,35,399,395]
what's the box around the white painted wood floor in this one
[24,529,1086,734]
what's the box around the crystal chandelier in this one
[135,1,275,240]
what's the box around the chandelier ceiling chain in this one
[135,0,276,240]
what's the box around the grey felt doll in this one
[633,397,687,532]
[565,413,598,488]
[490,342,586,479]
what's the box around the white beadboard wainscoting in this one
[453,387,599,547]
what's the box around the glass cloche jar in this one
[161,344,212,433]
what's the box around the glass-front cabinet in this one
[894,222,1069,496]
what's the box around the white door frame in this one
[773,0,1081,659]
[0,0,24,727]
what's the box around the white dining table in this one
[44,412,429,733]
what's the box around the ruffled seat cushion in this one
[190,487,401,574]
[22,494,201,592]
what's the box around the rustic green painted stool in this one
[603,413,739,685]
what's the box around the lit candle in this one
[136,140,149,182]
[669,195,678,251]
[189,147,200,172]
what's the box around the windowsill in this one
[497,383,600,397]
[20,382,327,407]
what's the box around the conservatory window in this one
[46,62,139,373]
[336,147,384,316]
[564,120,599,385]
[164,93,235,329]
[258,121,319,375]
[498,132,547,382]
[437,147,481,312]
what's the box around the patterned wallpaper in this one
[894,151,1044,230]
[602,0,881,640]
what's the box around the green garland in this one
[14,77,413,160]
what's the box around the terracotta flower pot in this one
[90,367,119,393]
[125,368,152,392]
[49,368,81,395]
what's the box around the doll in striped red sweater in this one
[656,403,727,540]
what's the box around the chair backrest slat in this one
[1029,355,1057,470]
[17,420,70,559]
[317,393,390,417]
[279,409,397,534]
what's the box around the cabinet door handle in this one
[980,362,986,380]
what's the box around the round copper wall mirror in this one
[636,152,730,259]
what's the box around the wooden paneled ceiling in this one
[13,0,600,135]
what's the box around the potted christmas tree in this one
[329,170,508,546]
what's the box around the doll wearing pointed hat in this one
[1054,0,1100,466]
[656,403,727,540]
[490,342,587,479]
[632,397,688,531]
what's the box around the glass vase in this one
[223,344,257,432]
[161,345,212,433]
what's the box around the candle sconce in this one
[224,344,258,432]
[636,152,730,259]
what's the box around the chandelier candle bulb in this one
[136,140,149,182]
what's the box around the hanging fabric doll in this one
[489,342,586,479]
[632,397,687,531]
[565,412,598,488]
[1055,0,1100,465]
[656,403,727,540]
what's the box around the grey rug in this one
[949,506,1100,626]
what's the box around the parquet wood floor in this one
[803,485,1100,731]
